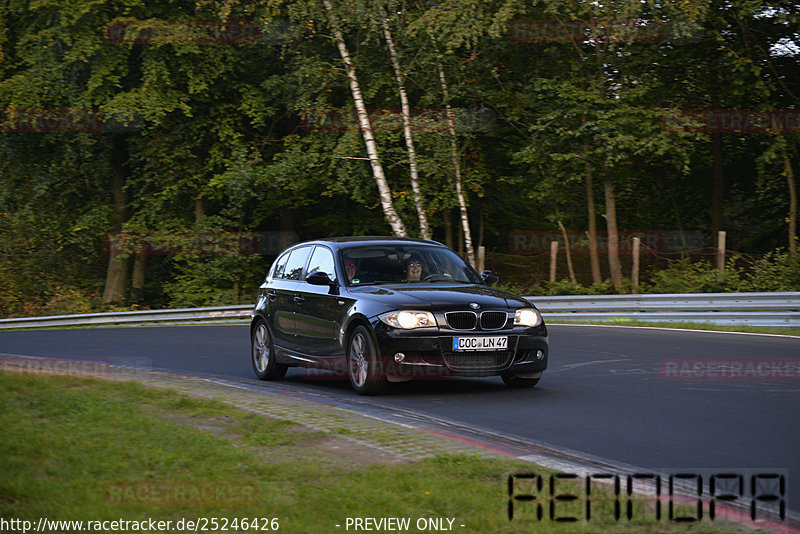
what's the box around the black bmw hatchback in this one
[250,237,548,395]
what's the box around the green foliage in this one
[0,0,799,316]
[642,253,800,294]
[493,249,800,297]
[744,250,800,291]
[38,287,104,316]
[641,258,745,294]
[541,279,618,296]
[162,254,264,308]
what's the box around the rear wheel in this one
[347,326,388,395]
[251,320,287,380]
[501,372,541,388]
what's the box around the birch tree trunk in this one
[427,31,475,266]
[323,0,407,237]
[380,15,429,239]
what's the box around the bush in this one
[743,250,800,291]
[163,253,264,308]
[2,285,106,318]
[641,258,745,294]
[525,278,618,296]
[41,286,102,315]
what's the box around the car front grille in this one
[445,311,477,330]
[445,310,509,330]
[480,311,508,330]
[442,351,513,371]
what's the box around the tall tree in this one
[321,0,407,237]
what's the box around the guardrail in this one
[0,292,797,330]
[0,305,252,330]
[528,292,800,328]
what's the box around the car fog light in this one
[395,353,406,363]
[536,350,544,360]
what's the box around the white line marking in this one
[559,358,631,371]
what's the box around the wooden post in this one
[477,245,485,273]
[716,230,726,270]
[631,237,640,293]
[549,240,558,282]
[558,221,577,284]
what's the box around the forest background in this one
[1,0,798,317]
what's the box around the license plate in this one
[452,336,508,351]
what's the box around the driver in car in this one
[344,258,358,282]
[406,255,424,281]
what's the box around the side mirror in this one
[306,271,335,286]
[480,270,499,285]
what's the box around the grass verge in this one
[0,373,749,533]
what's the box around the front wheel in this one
[347,325,388,395]
[501,371,541,388]
[251,320,287,380]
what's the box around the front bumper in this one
[372,321,549,380]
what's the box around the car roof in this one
[294,236,447,250]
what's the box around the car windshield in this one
[341,245,481,286]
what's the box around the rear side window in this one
[283,246,312,281]
[306,246,336,281]
[270,252,289,279]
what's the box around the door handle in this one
[267,291,277,301]
[293,296,305,304]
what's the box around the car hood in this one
[347,283,531,311]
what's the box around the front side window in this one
[306,246,336,281]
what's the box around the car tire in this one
[501,372,541,388]
[347,325,388,395]
[251,320,287,380]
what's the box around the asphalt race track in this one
[2,324,799,518]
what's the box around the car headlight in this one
[379,311,437,329]
[514,308,542,327]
